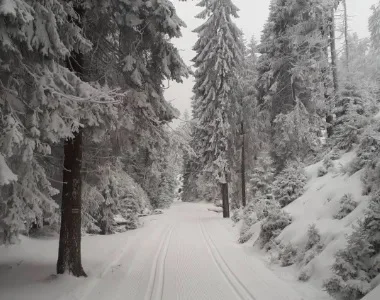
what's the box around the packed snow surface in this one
[0,202,312,300]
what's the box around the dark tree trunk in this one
[329,8,339,94]
[221,182,230,218]
[57,2,86,277]
[241,122,246,207]
[57,129,86,277]
[328,7,339,137]
[342,0,349,71]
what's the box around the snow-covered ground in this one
[236,149,380,299]
[0,202,326,300]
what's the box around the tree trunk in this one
[342,0,349,71]
[328,7,339,137]
[221,182,230,218]
[330,8,338,93]
[57,2,86,277]
[57,129,86,277]
[241,122,246,207]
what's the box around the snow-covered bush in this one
[272,162,307,207]
[231,209,243,223]
[238,195,280,243]
[324,192,380,300]
[349,120,380,176]
[318,166,328,177]
[362,158,380,196]
[254,196,280,221]
[248,155,275,199]
[82,161,149,234]
[323,157,334,170]
[279,243,298,267]
[298,266,312,282]
[296,224,324,270]
[324,226,373,300]
[238,202,258,243]
[258,209,292,250]
[305,224,321,251]
[332,82,369,151]
[334,194,358,220]
[238,212,258,244]
[330,149,342,161]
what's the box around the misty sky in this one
[165,0,378,122]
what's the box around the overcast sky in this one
[165,0,378,122]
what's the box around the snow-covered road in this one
[74,202,304,300]
[0,202,307,300]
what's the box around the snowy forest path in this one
[79,202,305,300]
[0,202,305,300]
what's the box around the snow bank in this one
[362,285,380,300]
[0,219,147,300]
[241,150,375,298]
[254,150,373,291]
[276,151,370,285]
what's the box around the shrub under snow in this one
[334,193,358,220]
[279,243,298,267]
[296,224,324,270]
[257,208,292,250]
[324,192,380,300]
[272,162,307,207]
[82,162,150,234]
[238,195,280,244]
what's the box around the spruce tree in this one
[191,0,244,217]
[256,0,332,169]
[332,82,368,150]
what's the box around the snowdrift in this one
[243,150,376,296]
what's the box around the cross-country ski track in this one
[0,202,313,300]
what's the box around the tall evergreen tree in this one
[256,0,332,169]
[0,0,188,277]
[191,0,243,217]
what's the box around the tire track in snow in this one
[199,220,256,300]
[207,219,302,300]
[144,225,174,300]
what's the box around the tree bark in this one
[57,2,86,277]
[342,0,349,71]
[328,7,339,137]
[221,182,230,218]
[329,8,338,93]
[241,122,246,207]
[57,129,86,277]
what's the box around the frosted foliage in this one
[248,155,275,199]
[256,0,330,168]
[258,208,292,250]
[369,2,380,50]
[272,102,321,166]
[0,0,188,244]
[333,83,369,151]
[82,161,149,234]
[296,224,324,271]
[231,208,242,223]
[238,194,280,244]
[325,193,380,300]
[0,0,118,243]
[238,210,257,244]
[324,227,373,300]
[334,194,358,220]
[279,243,298,267]
[272,162,307,207]
[305,224,321,251]
[191,0,243,183]
[0,154,17,185]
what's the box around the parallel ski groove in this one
[144,225,174,300]
[199,220,256,300]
